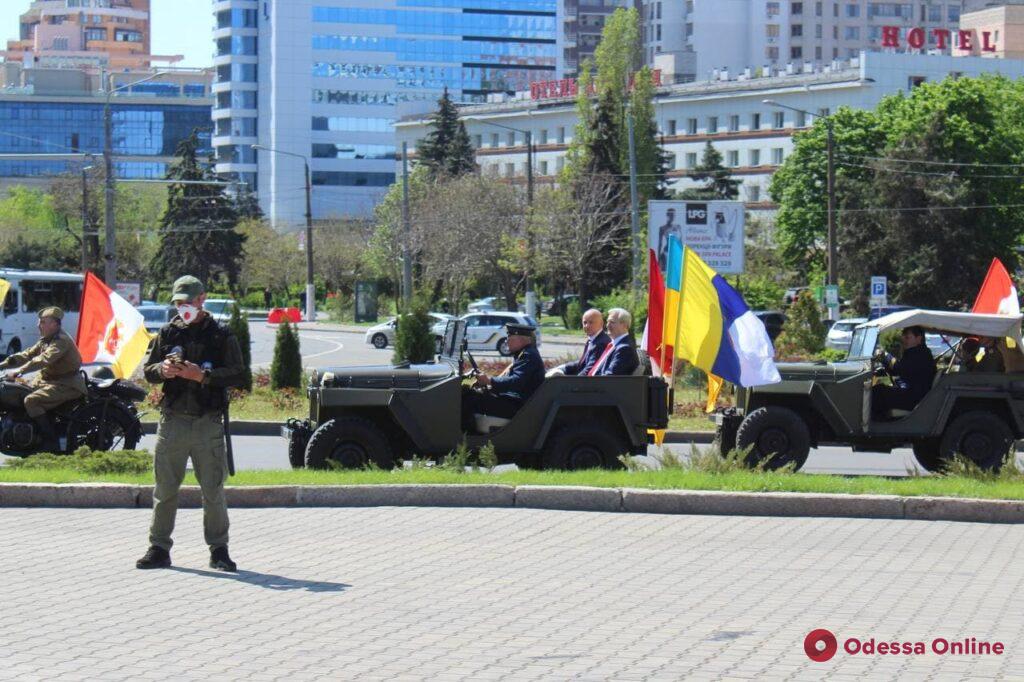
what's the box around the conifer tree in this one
[270,320,303,390]
[417,89,475,178]
[227,303,252,391]
[680,141,740,200]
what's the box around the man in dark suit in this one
[552,308,611,376]
[591,308,639,376]
[871,325,936,418]
[463,323,545,428]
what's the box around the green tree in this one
[628,65,669,202]
[150,132,247,290]
[270,320,303,390]
[392,302,436,365]
[774,291,826,356]
[678,142,740,200]
[416,88,475,178]
[367,165,432,310]
[227,302,253,391]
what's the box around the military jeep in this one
[713,309,1024,472]
[284,320,669,470]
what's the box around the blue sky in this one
[3,0,214,69]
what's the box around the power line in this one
[840,153,1024,169]
[837,160,1024,179]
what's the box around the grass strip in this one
[3,467,1024,500]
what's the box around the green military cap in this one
[170,275,205,302]
[38,306,64,320]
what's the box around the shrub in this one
[270,320,303,390]
[774,291,826,357]
[564,299,583,330]
[7,446,152,474]
[817,348,847,363]
[227,303,253,391]
[392,300,435,365]
[591,287,648,333]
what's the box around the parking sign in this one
[870,276,887,308]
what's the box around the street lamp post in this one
[465,117,536,320]
[763,99,838,296]
[254,145,316,322]
[103,71,167,287]
[81,160,94,272]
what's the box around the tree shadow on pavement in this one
[169,566,350,593]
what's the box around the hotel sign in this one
[881,26,997,52]
[530,70,662,101]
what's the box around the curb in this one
[2,483,1022,524]
[140,420,715,442]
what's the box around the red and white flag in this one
[76,272,153,378]
[972,258,1020,316]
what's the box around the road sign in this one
[870,276,887,308]
[824,285,839,307]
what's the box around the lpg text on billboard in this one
[648,200,745,275]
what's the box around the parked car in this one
[544,293,579,317]
[431,311,541,356]
[203,298,236,323]
[467,296,499,313]
[867,305,913,320]
[365,313,455,350]
[753,310,787,342]
[825,317,868,352]
[138,304,177,335]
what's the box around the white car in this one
[138,304,176,335]
[432,312,541,356]
[467,296,499,313]
[203,298,236,323]
[825,318,867,352]
[365,313,455,349]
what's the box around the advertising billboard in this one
[648,200,745,275]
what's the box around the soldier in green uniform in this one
[136,276,246,572]
[0,307,86,452]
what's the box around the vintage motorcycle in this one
[0,369,146,456]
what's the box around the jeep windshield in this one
[848,327,879,360]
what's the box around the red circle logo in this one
[805,629,838,662]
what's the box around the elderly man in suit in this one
[590,308,639,376]
[549,308,611,377]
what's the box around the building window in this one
[727,150,739,167]
[687,118,697,135]
[504,163,514,177]
[773,111,785,129]
[667,119,677,135]
[751,113,761,130]
[791,24,803,37]
[556,156,564,172]
[815,46,822,59]
[928,5,941,22]
[948,6,960,22]
[749,149,761,166]
[539,129,548,144]
[767,46,779,59]
[557,126,565,144]
[708,116,718,133]
[845,3,859,17]
[792,2,803,15]
[540,160,549,175]
[747,185,761,202]
[491,133,499,148]
[473,134,482,148]
[772,148,784,164]
[791,46,803,59]
[909,75,926,89]
[815,1,822,16]
[686,152,697,168]
[507,131,516,147]
[728,115,739,132]
[845,26,860,40]
[84,28,106,41]
[767,24,780,38]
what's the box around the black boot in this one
[210,546,237,572]
[136,545,171,569]
[32,414,61,453]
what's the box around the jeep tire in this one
[305,417,395,470]
[911,438,945,474]
[288,433,307,469]
[939,411,1013,472]
[543,420,627,470]
[735,406,811,471]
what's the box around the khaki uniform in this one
[143,313,245,552]
[0,329,86,418]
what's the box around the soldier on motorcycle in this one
[0,307,86,451]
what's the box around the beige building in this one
[2,0,181,71]
[959,3,1024,57]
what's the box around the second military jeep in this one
[284,320,669,470]
[713,309,1024,472]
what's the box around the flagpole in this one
[668,245,689,401]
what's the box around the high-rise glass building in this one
[213,0,561,227]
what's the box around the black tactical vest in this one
[158,317,231,413]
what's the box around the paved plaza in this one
[1,507,1023,680]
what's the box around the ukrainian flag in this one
[663,236,780,408]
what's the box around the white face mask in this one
[178,304,201,325]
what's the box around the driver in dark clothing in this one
[871,325,936,418]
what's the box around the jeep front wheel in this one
[911,438,945,474]
[543,420,627,470]
[735,406,811,471]
[939,411,1013,472]
[305,417,395,470]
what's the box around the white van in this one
[0,269,84,357]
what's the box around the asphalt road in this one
[126,434,944,476]
[248,322,583,370]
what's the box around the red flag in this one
[643,248,673,375]
[972,258,1020,316]
[77,272,152,377]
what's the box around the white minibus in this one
[0,269,83,357]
